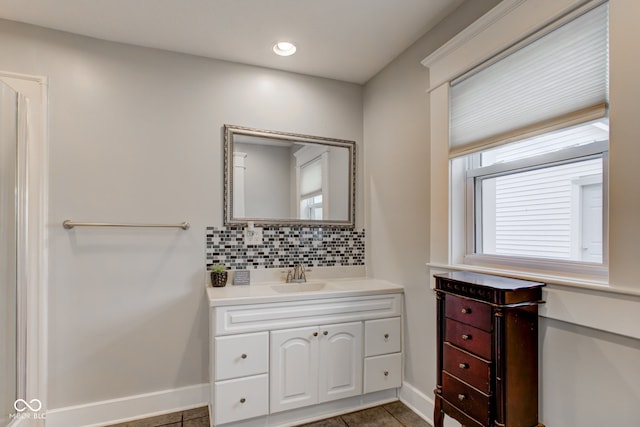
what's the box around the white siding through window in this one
[482,158,602,260]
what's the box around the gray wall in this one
[235,142,292,219]
[0,19,362,409]
[364,0,501,399]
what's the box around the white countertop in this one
[206,277,404,307]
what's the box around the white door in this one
[318,322,363,403]
[581,183,603,262]
[270,326,319,413]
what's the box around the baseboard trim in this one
[398,381,435,426]
[45,383,209,427]
[6,415,31,427]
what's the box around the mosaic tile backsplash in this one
[206,226,365,270]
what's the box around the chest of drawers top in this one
[434,271,545,306]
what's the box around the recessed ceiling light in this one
[273,41,297,56]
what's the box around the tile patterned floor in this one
[297,402,430,427]
[103,401,429,427]
[104,406,208,427]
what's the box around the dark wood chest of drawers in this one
[434,271,545,427]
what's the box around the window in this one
[299,157,323,220]
[300,194,323,220]
[450,2,609,277]
[466,120,607,264]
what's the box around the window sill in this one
[427,262,640,340]
[428,261,634,294]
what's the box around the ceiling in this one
[0,0,467,84]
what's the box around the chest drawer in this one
[214,332,269,381]
[364,317,401,357]
[445,318,492,360]
[445,295,492,332]
[443,342,490,393]
[442,372,490,426]
[214,374,269,425]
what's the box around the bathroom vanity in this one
[207,278,404,426]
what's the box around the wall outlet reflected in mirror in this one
[244,226,263,245]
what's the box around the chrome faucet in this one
[286,263,306,283]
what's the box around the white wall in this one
[363,0,501,404]
[0,19,362,411]
[364,0,640,426]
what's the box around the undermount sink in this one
[270,281,332,293]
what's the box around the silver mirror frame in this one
[224,124,356,228]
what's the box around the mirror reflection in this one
[224,125,355,227]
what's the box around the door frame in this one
[0,70,48,422]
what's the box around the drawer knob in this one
[240,398,246,403]
[459,363,468,369]
[323,331,328,336]
[384,370,389,377]
[461,334,471,340]
[313,332,319,337]
[241,353,247,359]
[458,394,466,401]
[461,308,472,314]
[384,333,389,340]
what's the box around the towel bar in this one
[62,220,190,230]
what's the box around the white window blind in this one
[300,157,322,197]
[450,2,608,156]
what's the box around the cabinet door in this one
[318,322,363,403]
[270,326,319,413]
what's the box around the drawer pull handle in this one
[241,353,247,359]
[240,398,246,403]
[384,370,389,377]
[461,334,471,340]
[323,331,328,336]
[461,308,471,314]
[457,394,466,401]
[459,363,468,369]
[313,332,319,337]
[384,333,389,340]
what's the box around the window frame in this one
[462,139,609,278]
[300,192,323,220]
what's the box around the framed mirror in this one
[224,125,356,227]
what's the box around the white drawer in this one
[214,374,269,425]
[364,353,402,393]
[215,332,268,381]
[364,317,401,357]
[214,294,403,335]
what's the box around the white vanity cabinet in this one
[208,281,403,427]
[270,321,363,413]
